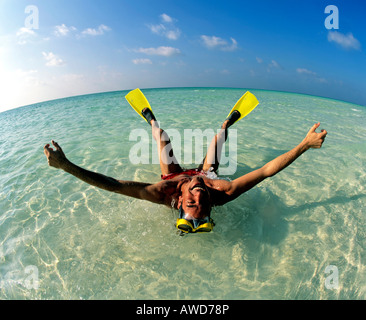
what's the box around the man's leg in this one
[150,119,183,176]
[198,112,238,173]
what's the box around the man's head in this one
[178,176,212,219]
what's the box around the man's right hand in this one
[44,140,68,169]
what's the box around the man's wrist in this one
[299,139,310,152]
[61,159,73,172]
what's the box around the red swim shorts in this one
[161,169,207,180]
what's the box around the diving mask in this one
[176,206,215,233]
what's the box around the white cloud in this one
[221,38,238,52]
[149,24,181,40]
[82,24,111,36]
[201,35,238,51]
[256,57,263,64]
[148,14,181,40]
[165,30,181,41]
[269,60,280,68]
[54,24,77,37]
[136,46,181,57]
[160,13,173,23]
[266,60,282,73]
[296,67,327,83]
[150,24,165,34]
[296,68,317,76]
[16,27,36,44]
[42,52,65,67]
[327,31,361,50]
[132,58,152,65]
[201,35,227,48]
[16,27,35,37]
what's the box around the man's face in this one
[178,176,211,219]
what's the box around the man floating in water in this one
[44,89,327,234]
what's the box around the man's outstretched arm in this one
[227,123,327,200]
[44,141,165,204]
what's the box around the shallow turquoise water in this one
[0,88,365,299]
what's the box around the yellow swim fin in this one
[125,88,153,123]
[226,91,259,124]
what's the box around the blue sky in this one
[0,0,365,112]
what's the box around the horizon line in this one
[1,86,364,115]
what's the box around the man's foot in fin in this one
[223,110,241,129]
[142,108,156,125]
